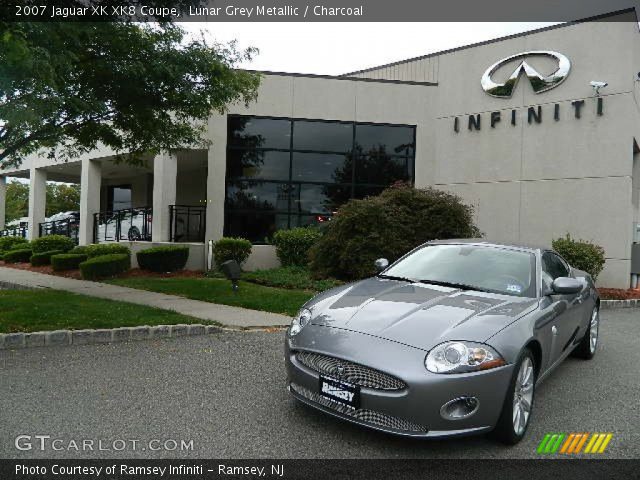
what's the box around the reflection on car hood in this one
[308,277,539,350]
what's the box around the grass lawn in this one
[0,289,208,333]
[107,277,313,317]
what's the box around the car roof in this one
[425,238,549,253]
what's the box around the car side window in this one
[542,252,570,287]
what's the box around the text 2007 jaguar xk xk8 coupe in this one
[285,240,600,444]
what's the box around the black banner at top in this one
[0,0,639,22]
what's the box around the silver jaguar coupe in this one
[285,240,600,444]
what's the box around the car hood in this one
[307,277,538,351]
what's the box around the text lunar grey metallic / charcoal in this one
[295,351,406,390]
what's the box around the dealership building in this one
[1,8,639,287]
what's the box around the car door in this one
[540,251,582,365]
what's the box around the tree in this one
[3,179,80,222]
[0,17,260,168]
[5,180,28,222]
[46,183,80,216]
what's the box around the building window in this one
[225,115,416,243]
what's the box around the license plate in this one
[319,375,360,408]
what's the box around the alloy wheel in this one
[512,357,534,436]
[589,308,599,354]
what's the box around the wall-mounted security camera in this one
[636,72,640,81]
[589,80,608,95]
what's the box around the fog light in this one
[440,397,479,420]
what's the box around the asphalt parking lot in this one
[0,309,638,459]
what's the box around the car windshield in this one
[382,244,536,297]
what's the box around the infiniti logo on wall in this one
[481,51,571,98]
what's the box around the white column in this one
[152,151,177,242]
[27,168,47,240]
[0,176,6,230]
[79,159,102,245]
[205,114,227,244]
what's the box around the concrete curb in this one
[600,299,640,309]
[0,324,225,350]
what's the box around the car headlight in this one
[290,308,312,336]
[425,341,506,373]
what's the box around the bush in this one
[212,237,252,269]
[69,245,89,255]
[0,236,28,253]
[83,243,131,258]
[3,248,33,263]
[137,246,189,272]
[80,254,131,280]
[552,234,606,281]
[241,266,343,292]
[31,235,75,254]
[309,184,481,280]
[30,250,64,266]
[272,227,322,267]
[51,253,89,271]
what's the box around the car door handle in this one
[551,325,558,336]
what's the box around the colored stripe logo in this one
[537,433,613,454]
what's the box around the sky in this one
[182,22,560,75]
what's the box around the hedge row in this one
[31,235,75,254]
[72,243,131,258]
[3,248,33,263]
[0,236,29,253]
[137,246,189,272]
[79,254,131,280]
[51,253,88,272]
[31,249,65,266]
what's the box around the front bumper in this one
[285,325,515,438]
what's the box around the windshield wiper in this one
[378,274,416,283]
[418,279,490,293]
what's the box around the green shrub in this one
[31,235,75,254]
[309,184,482,280]
[83,243,131,258]
[241,266,343,292]
[69,245,89,255]
[552,234,606,281]
[30,249,64,266]
[3,248,33,263]
[272,227,322,267]
[0,236,28,253]
[137,246,189,272]
[212,237,252,269]
[80,254,131,280]
[51,253,89,271]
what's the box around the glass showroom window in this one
[225,115,416,243]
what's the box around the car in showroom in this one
[94,207,152,243]
[285,240,600,444]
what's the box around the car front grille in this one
[290,383,428,433]
[294,351,406,391]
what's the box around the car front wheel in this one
[572,306,599,360]
[492,348,536,445]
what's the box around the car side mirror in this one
[374,258,389,272]
[551,277,582,295]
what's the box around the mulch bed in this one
[0,260,204,280]
[598,288,640,300]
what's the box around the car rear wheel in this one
[572,307,599,360]
[492,348,536,445]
